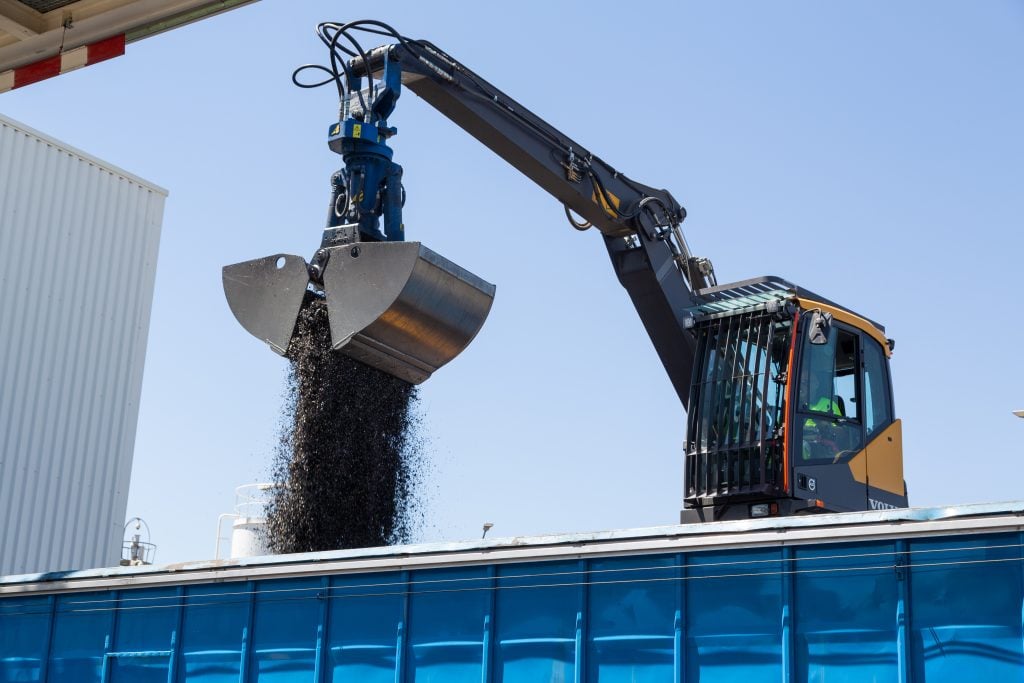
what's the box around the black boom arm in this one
[351,40,716,407]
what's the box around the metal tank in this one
[215,484,275,559]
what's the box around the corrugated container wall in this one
[0,114,166,576]
[2,504,1023,682]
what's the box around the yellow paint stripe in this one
[591,187,620,219]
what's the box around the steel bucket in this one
[223,242,495,384]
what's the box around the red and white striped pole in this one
[0,34,125,94]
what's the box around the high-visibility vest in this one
[804,397,842,434]
[802,397,842,460]
[808,396,842,418]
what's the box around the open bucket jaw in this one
[223,242,495,384]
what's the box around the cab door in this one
[859,336,907,509]
[790,315,868,511]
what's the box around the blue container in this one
[2,503,1023,682]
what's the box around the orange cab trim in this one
[781,310,799,493]
[794,297,891,358]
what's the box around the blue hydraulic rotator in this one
[222,45,494,386]
[324,52,405,245]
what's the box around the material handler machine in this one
[223,21,907,522]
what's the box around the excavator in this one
[222,21,907,522]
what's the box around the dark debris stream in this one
[265,296,423,553]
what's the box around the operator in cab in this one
[802,370,842,461]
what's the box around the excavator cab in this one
[681,277,907,522]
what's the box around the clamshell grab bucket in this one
[222,254,311,356]
[321,242,495,384]
[222,242,495,384]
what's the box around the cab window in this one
[796,319,863,463]
[798,326,859,421]
[863,338,893,438]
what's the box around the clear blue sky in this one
[3,1,1022,564]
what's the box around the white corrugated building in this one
[0,113,165,575]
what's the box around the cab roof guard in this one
[690,275,886,333]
